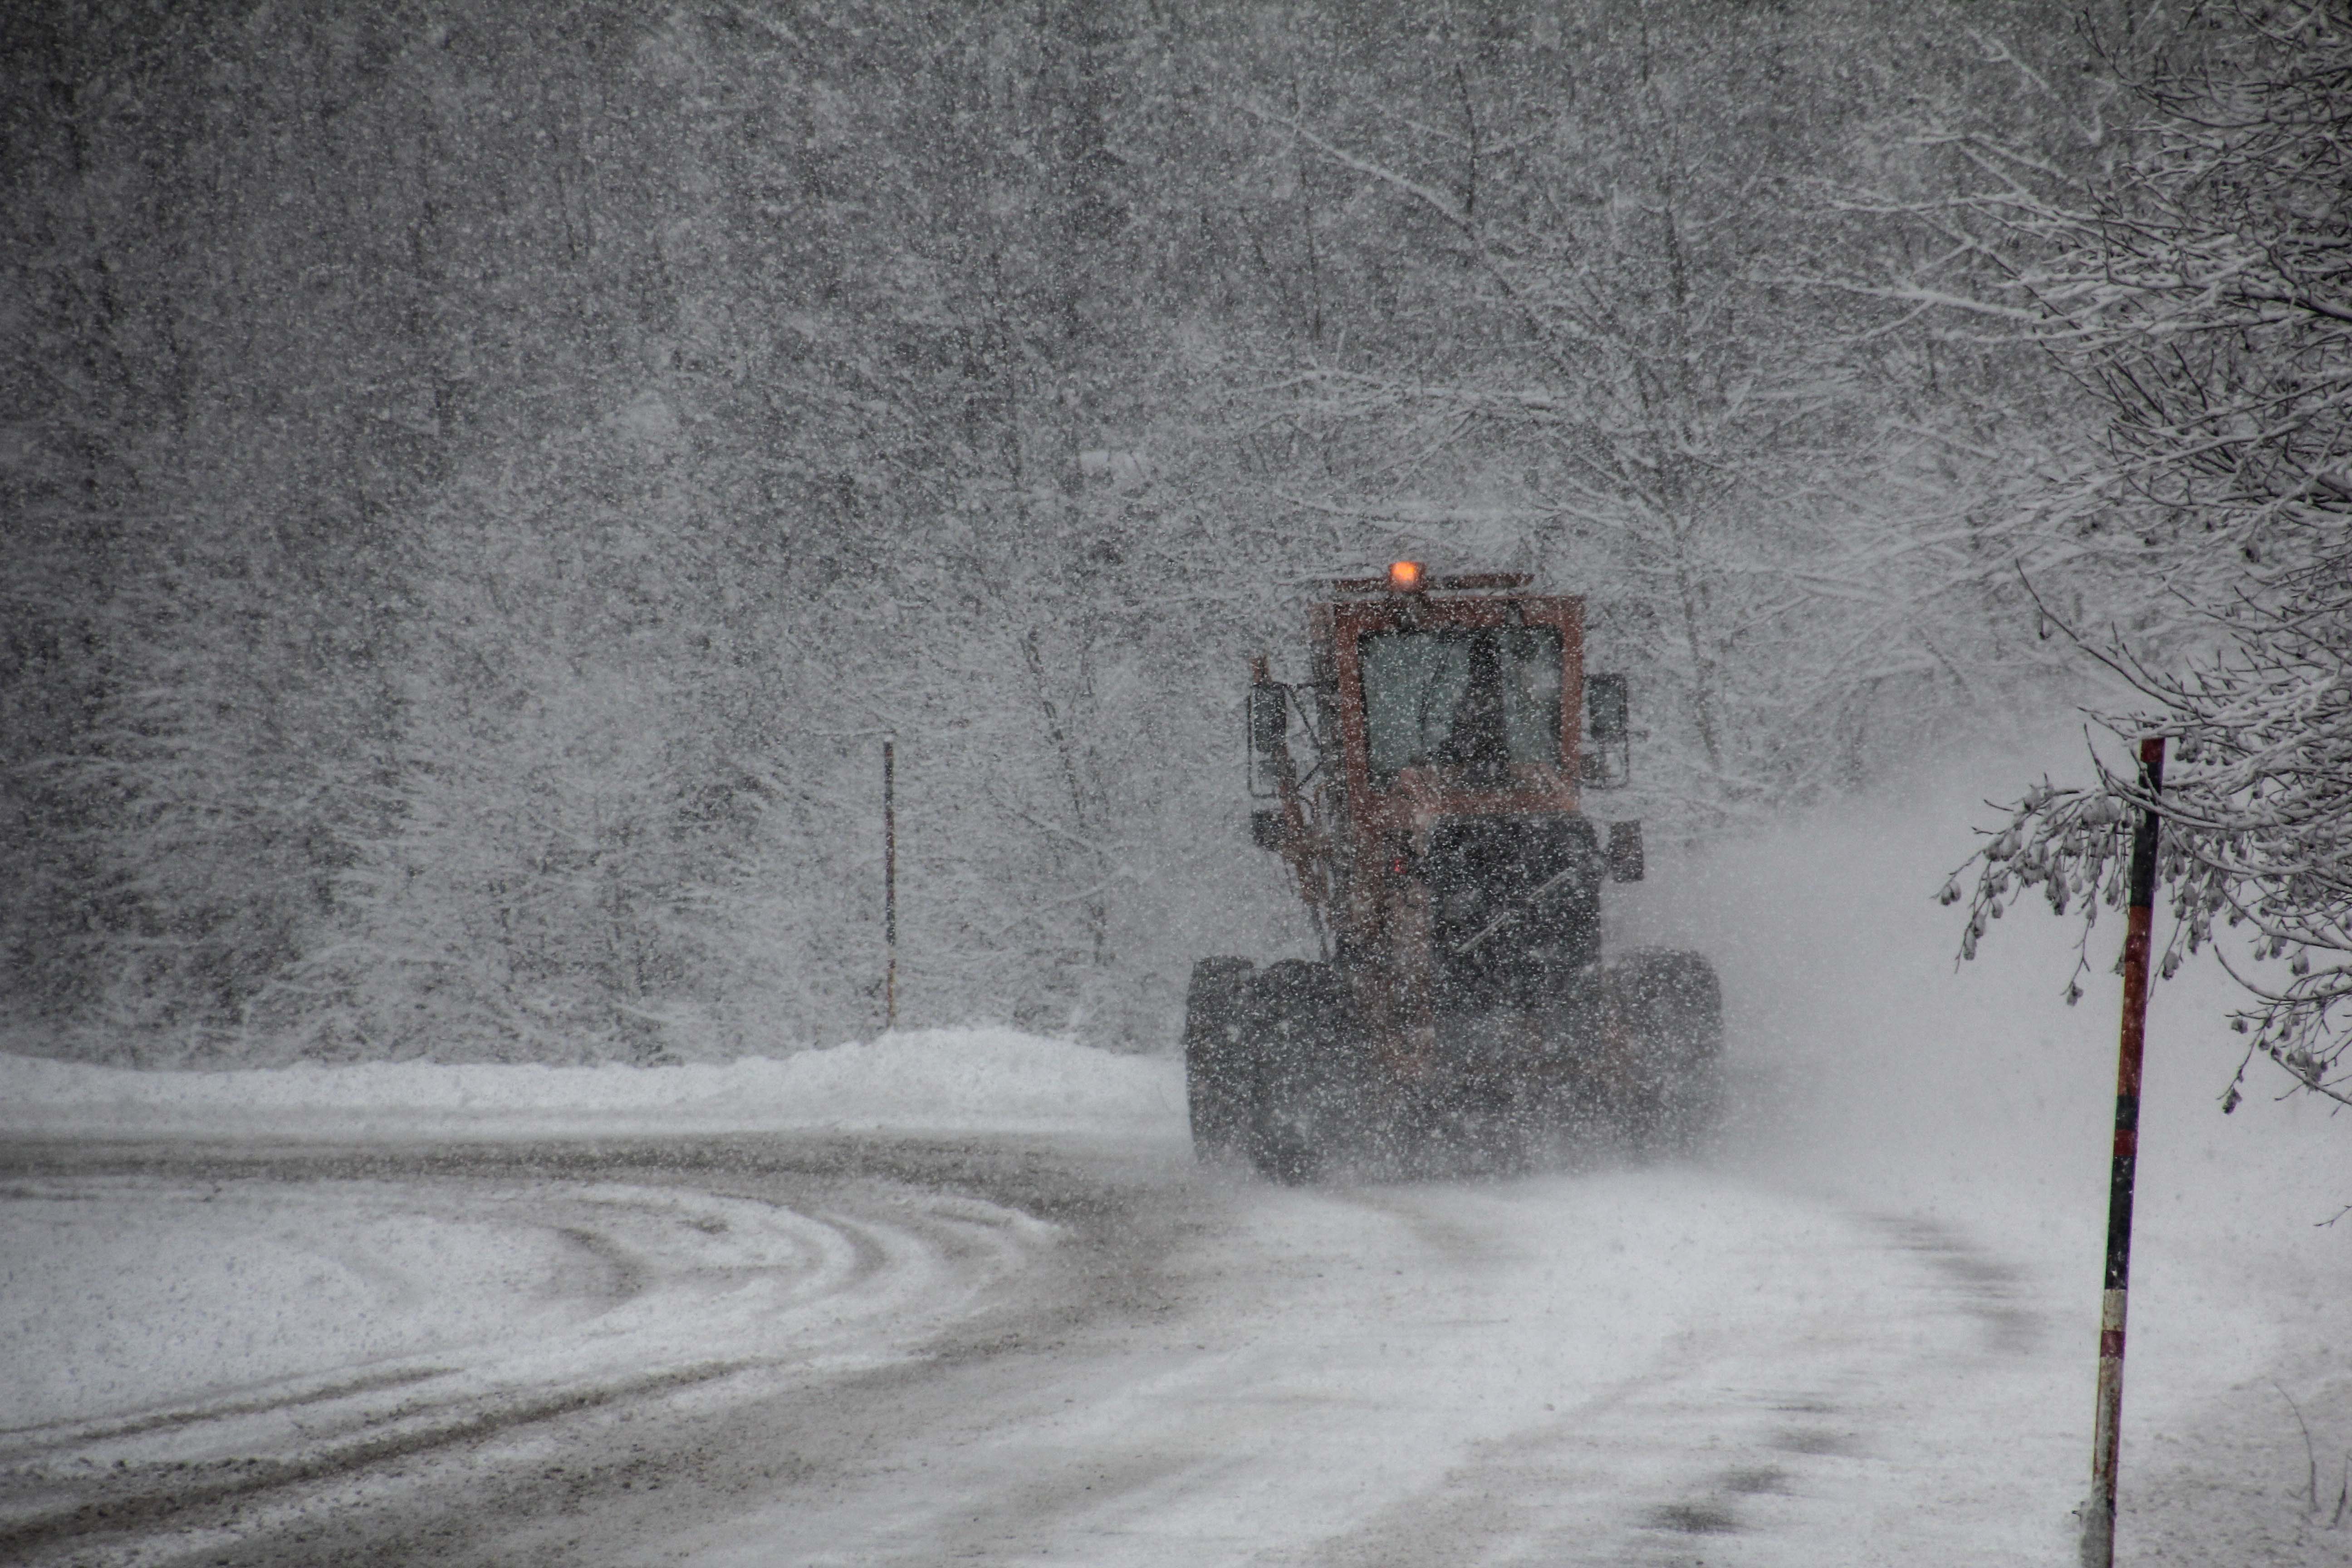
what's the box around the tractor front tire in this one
[1242,958,1356,1184]
[1183,957,1258,1163]
[1610,948,1725,1156]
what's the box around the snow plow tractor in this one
[1185,564,1723,1181]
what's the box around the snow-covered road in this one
[4,1133,2082,1568]
[5,1115,2332,1568]
[647,1159,2076,1568]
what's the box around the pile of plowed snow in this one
[0,1029,1186,1141]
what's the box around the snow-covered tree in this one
[1950,0,2352,1104]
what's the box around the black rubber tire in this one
[1242,958,1355,1184]
[1183,957,1258,1162]
[1609,948,1725,1155]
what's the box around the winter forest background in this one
[6,0,2345,1071]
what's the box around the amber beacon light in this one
[1387,560,1425,593]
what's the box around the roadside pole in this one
[884,739,897,1032]
[2083,735,2166,1568]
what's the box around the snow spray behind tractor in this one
[1184,564,1724,1180]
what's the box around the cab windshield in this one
[1360,627,1563,786]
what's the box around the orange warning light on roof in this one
[1387,560,1425,593]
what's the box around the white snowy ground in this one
[2,769,2346,1565]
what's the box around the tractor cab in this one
[1247,565,1638,913]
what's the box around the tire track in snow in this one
[1867,1214,2041,1357]
[0,1144,1062,1565]
[647,1166,1971,1568]
[1270,1183,2053,1568]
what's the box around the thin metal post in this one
[883,739,897,1032]
[2084,735,2165,1568]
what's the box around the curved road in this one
[1,1134,2076,1567]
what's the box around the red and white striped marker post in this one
[2083,735,2165,1568]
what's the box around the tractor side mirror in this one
[1583,672,1631,789]
[1587,673,1628,742]
[1607,818,1645,882]
[1247,681,1292,799]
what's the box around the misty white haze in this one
[3,1,2347,1565]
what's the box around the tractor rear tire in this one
[1611,948,1725,1156]
[1183,957,1258,1163]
